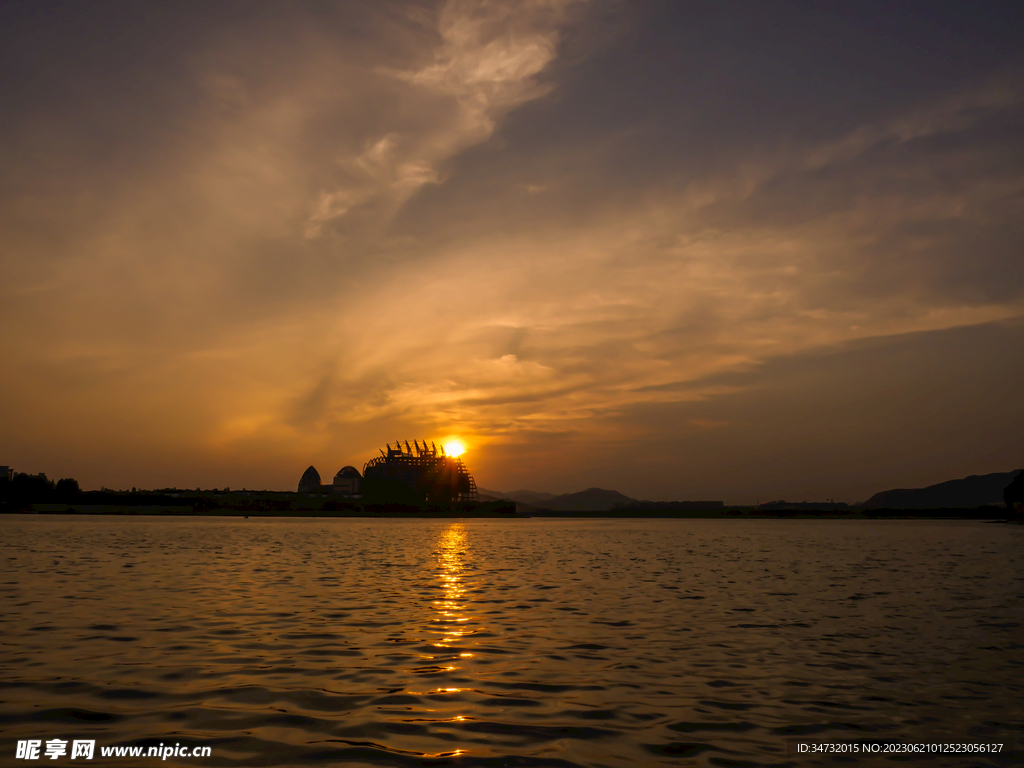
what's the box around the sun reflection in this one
[420,523,479,742]
[434,523,470,651]
[429,522,484,657]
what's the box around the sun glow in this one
[443,441,465,457]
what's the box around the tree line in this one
[0,474,81,510]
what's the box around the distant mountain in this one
[475,490,505,502]
[541,487,637,511]
[477,487,636,511]
[477,488,558,505]
[862,470,1022,508]
[480,486,728,513]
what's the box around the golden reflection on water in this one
[434,522,472,652]
[420,523,477,726]
[5,518,1022,766]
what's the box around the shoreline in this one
[5,504,1016,520]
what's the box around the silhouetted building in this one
[0,466,12,481]
[297,442,475,503]
[759,500,848,511]
[332,466,361,496]
[363,440,477,504]
[297,464,363,496]
[298,466,322,493]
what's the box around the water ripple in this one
[1,515,1021,766]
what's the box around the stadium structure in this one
[363,440,478,504]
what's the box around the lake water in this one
[1,515,1021,767]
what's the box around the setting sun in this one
[444,442,465,457]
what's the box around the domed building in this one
[298,466,322,493]
[299,441,476,503]
[332,466,361,496]
[297,464,362,496]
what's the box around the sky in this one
[1,0,1022,504]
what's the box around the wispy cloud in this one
[1,2,1021,499]
[305,0,585,236]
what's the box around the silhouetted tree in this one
[1004,472,1024,518]
[55,478,81,501]
[4,473,55,509]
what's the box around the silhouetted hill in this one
[541,487,637,511]
[862,470,1022,508]
[479,487,724,513]
[477,488,558,505]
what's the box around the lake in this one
[1,515,1021,767]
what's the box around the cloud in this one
[278,70,1024,469]
[0,2,1021,497]
[305,0,586,236]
